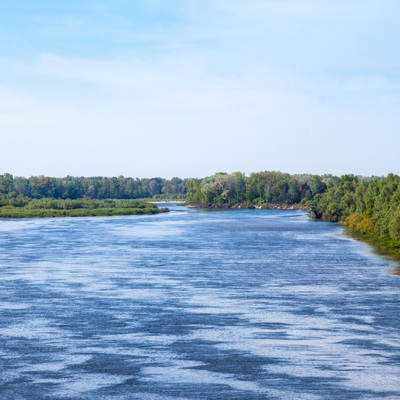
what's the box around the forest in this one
[184,171,328,207]
[0,172,399,252]
[0,174,187,205]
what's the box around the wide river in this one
[0,205,399,399]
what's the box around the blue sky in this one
[1,0,399,178]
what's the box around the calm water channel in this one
[0,204,399,399]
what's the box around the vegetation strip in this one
[0,198,168,218]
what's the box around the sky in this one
[1,0,399,179]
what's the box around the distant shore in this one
[186,202,309,210]
[0,199,169,219]
[150,200,185,204]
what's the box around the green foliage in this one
[23,198,157,210]
[0,174,188,201]
[185,171,320,207]
[307,175,361,221]
[0,198,167,218]
[307,174,400,245]
[389,206,400,241]
[185,178,205,205]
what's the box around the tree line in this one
[0,173,187,206]
[185,171,330,207]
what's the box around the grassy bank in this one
[344,229,400,275]
[0,199,169,218]
[345,228,400,256]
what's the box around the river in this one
[0,204,399,399]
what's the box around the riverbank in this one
[344,229,400,275]
[186,202,309,210]
[0,199,169,218]
[346,229,400,256]
[0,207,169,218]
[150,200,185,204]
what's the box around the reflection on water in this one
[0,205,399,399]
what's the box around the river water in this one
[0,205,399,399]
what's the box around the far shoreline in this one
[150,200,185,204]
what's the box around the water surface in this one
[0,205,399,399]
